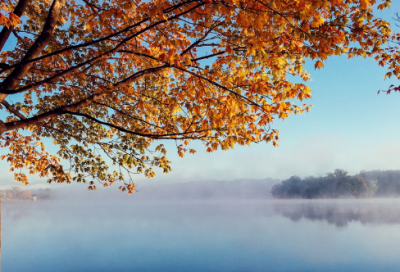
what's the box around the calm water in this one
[3,195,400,271]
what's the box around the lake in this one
[3,194,400,271]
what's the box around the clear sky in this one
[1,2,400,188]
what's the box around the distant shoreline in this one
[2,198,41,203]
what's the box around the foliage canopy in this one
[0,0,393,192]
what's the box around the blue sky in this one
[1,2,400,188]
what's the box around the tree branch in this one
[181,23,218,56]
[0,0,65,102]
[93,101,164,130]
[0,92,103,134]
[192,51,226,62]
[64,110,217,139]
[175,66,264,110]
[1,100,26,120]
[0,0,30,52]
[116,50,161,62]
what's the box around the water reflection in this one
[3,203,33,221]
[273,199,400,228]
[4,198,400,271]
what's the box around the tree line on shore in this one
[1,187,32,200]
[271,170,400,199]
[1,187,53,200]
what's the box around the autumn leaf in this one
[315,61,324,70]
[359,0,371,9]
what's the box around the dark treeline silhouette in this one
[270,169,392,199]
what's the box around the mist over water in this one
[3,183,400,271]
